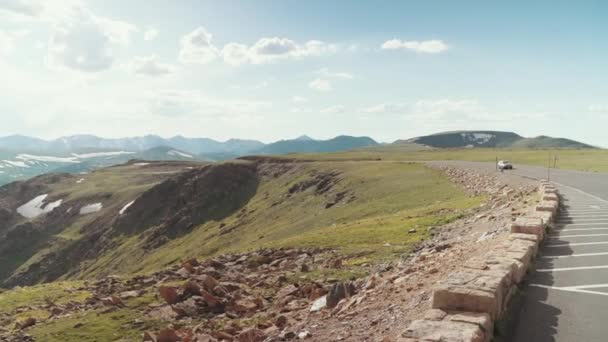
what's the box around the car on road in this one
[497,160,513,170]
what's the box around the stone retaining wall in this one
[398,180,559,342]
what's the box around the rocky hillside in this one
[404,130,593,149]
[0,156,484,291]
[0,163,538,342]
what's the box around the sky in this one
[0,0,607,145]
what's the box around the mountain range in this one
[0,131,595,186]
[403,130,594,149]
[0,135,379,186]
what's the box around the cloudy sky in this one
[0,0,607,145]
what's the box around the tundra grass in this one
[292,145,608,173]
[0,281,90,313]
[0,281,162,341]
[78,162,483,279]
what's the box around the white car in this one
[498,160,513,170]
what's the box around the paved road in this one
[441,161,608,342]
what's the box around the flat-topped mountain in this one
[402,130,593,149]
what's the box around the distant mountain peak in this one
[294,135,314,141]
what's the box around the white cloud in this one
[0,30,15,55]
[251,81,268,89]
[0,0,44,19]
[411,99,481,118]
[4,1,140,72]
[221,42,250,66]
[363,102,408,114]
[221,37,336,65]
[320,105,346,114]
[128,55,175,76]
[143,27,158,41]
[309,78,332,92]
[149,90,271,119]
[178,26,336,66]
[178,26,219,64]
[316,67,353,80]
[292,96,307,103]
[381,39,448,54]
[589,104,608,113]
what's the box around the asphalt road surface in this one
[440,161,608,342]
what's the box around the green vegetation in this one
[29,305,163,342]
[292,146,608,173]
[0,157,487,341]
[76,161,482,278]
[0,281,162,341]
[0,281,89,314]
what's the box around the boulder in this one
[431,269,510,320]
[536,201,558,214]
[237,328,267,342]
[326,282,356,309]
[401,310,492,342]
[511,217,545,240]
[159,286,181,305]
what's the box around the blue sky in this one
[0,0,607,145]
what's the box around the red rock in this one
[101,295,125,307]
[200,289,224,311]
[197,275,219,291]
[159,286,181,305]
[16,317,36,330]
[275,315,288,328]
[276,284,299,299]
[182,262,196,274]
[143,331,157,341]
[157,328,180,342]
[183,281,202,297]
[237,328,267,342]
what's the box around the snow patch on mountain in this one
[460,132,494,145]
[80,203,103,215]
[167,150,193,158]
[119,200,135,215]
[71,151,135,159]
[17,194,63,218]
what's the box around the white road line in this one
[537,265,608,272]
[564,284,608,290]
[546,241,608,248]
[551,181,608,204]
[562,211,608,214]
[530,284,608,297]
[549,234,608,238]
[541,252,608,259]
[551,227,608,232]
[556,223,608,226]
[560,215,608,218]
[557,218,608,222]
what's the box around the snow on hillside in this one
[71,151,135,159]
[17,194,63,218]
[16,154,79,163]
[119,200,135,215]
[2,160,29,168]
[80,203,103,215]
[168,150,193,158]
[1,151,136,170]
[460,132,494,145]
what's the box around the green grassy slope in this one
[0,160,484,341]
[77,161,481,278]
[290,146,608,172]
